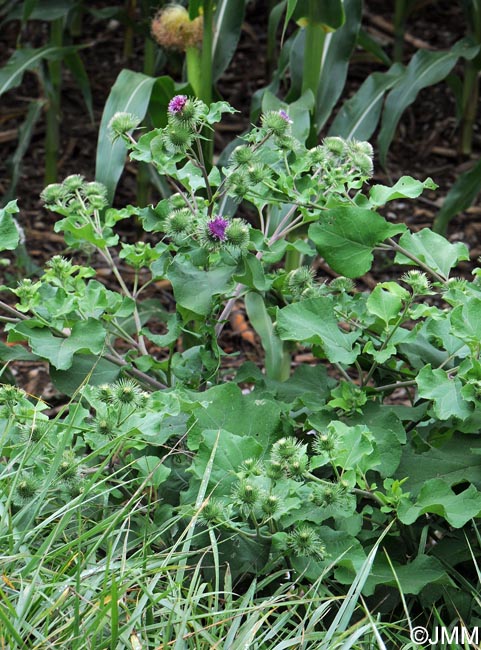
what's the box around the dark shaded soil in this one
[0,0,480,399]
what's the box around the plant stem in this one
[136,11,157,207]
[123,0,136,61]
[186,46,202,97]
[373,379,417,392]
[103,351,166,390]
[45,18,63,184]
[200,0,214,167]
[460,0,481,154]
[383,239,447,284]
[302,1,326,146]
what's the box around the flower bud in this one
[40,183,68,206]
[13,472,40,505]
[231,145,255,165]
[287,266,315,298]
[246,163,270,185]
[323,136,347,156]
[56,450,79,484]
[199,498,225,526]
[313,430,336,454]
[109,112,141,143]
[350,151,373,177]
[232,480,260,508]
[96,415,117,437]
[162,124,193,153]
[225,169,250,199]
[286,455,309,480]
[165,207,194,241]
[95,384,113,403]
[271,437,304,462]
[266,460,284,480]
[168,96,205,129]
[348,139,374,158]
[112,379,142,405]
[329,276,355,294]
[287,526,326,559]
[261,494,280,517]
[401,270,431,295]
[261,110,292,137]
[225,218,250,251]
[63,174,85,192]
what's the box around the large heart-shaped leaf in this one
[398,479,481,528]
[309,207,406,277]
[8,318,106,370]
[167,257,235,317]
[416,365,472,420]
[394,228,469,279]
[276,296,360,364]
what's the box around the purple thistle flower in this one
[207,216,228,241]
[279,109,293,124]
[168,95,188,115]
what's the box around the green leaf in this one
[398,479,481,527]
[0,200,20,251]
[309,207,406,278]
[187,383,283,450]
[64,51,93,121]
[433,157,481,236]
[212,0,247,81]
[368,176,438,208]
[50,354,120,396]
[416,365,472,420]
[394,228,469,279]
[234,255,268,291]
[205,100,238,125]
[5,0,77,21]
[95,69,158,203]
[142,313,182,348]
[395,435,481,495]
[366,284,405,327]
[378,39,480,166]
[451,298,481,344]
[276,296,360,364]
[313,0,361,133]
[349,403,406,476]
[290,0,345,29]
[8,318,106,370]
[364,554,451,596]
[0,341,37,362]
[167,257,234,317]
[185,428,264,501]
[245,292,289,381]
[0,46,76,95]
[329,64,404,140]
[3,100,44,205]
[134,456,171,488]
[328,421,377,473]
[275,364,333,409]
